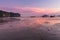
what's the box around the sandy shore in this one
[0,17,60,40]
[0,23,60,40]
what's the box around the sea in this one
[0,17,60,40]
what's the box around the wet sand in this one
[0,17,60,40]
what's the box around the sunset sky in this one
[0,0,60,16]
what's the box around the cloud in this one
[14,6,60,14]
[0,6,60,16]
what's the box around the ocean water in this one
[0,17,60,40]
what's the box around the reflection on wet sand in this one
[0,17,60,40]
[0,17,20,24]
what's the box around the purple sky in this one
[0,0,60,16]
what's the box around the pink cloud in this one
[0,6,60,15]
[14,6,60,14]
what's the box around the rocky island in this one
[0,10,21,17]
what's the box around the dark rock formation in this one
[42,15,49,17]
[50,15,55,18]
[0,10,21,17]
[9,12,20,17]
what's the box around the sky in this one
[0,0,60,16]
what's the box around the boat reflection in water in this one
[0,17,60,40]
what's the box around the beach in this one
[0,17,60,40]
